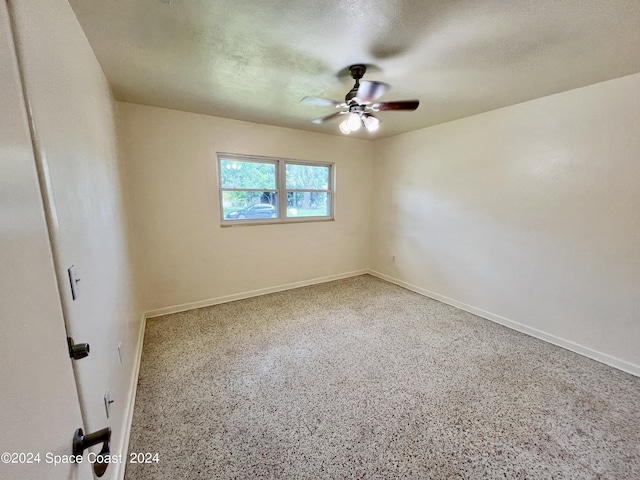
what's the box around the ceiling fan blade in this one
[301,96,345,108]
[311,111,347,124]
[355,81,389,103]
[371,100,419,111]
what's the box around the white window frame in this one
[217,153,335,226]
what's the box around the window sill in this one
[220,217,335,227]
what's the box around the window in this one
[218,153,334,225]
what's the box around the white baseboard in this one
[367,270,640,378]
[145,270,369,319]
[115,313,147,480]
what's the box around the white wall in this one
[119,74,640,375]
[9,0,142,477]
[370,73,640,373]
[118,103,373,313]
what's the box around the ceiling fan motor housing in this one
[349,64,366,80]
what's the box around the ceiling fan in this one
[301,64,419,134]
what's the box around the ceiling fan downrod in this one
[346,64,367,103]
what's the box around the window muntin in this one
[218,154,333,225]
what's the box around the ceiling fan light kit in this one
[346,112,362,131]
[302,64,419,135]
[339,119,352,135]
[362,113,380,131]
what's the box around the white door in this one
[0,2,93,479]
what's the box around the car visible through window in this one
[225,203,277,219]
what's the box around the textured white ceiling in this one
[69,0,640,139]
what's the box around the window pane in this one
[286,163,329,190]
[286,192,329,217]
[222,191,278,220]
[221,160,276,189]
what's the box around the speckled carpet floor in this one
[125,275,640,479]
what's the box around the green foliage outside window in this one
[219,155,332,221]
